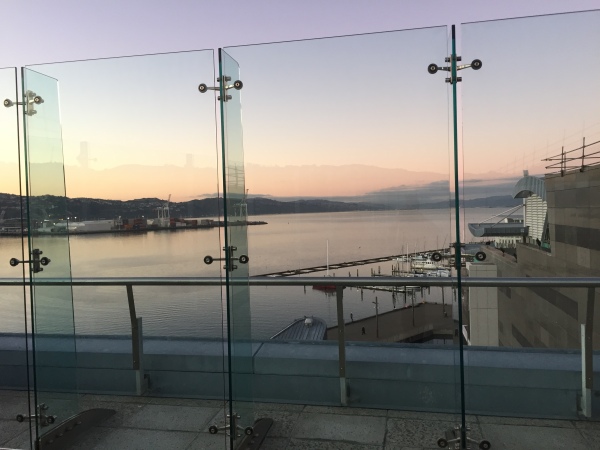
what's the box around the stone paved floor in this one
[0,390,599,449]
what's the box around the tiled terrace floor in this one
[0,391,599,449]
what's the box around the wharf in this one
[326,302,454,343]
[255,250,454,277]
[22,220,268,237]
[255,254,434,277]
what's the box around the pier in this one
[255,245,487,278]
[255,253,443,277]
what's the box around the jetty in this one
[255,245,487,277]
[255,253,438,277]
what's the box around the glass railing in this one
[222,26,465,430]
[0,66,33,450]
[0,276,595,419]
[460,10,600,426]
[13,50,227,448]
[0,9,599,450]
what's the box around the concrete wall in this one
[1,335,598,419]
[466,263,499,347]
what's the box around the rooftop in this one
[1,390,598,450]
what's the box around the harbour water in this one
[0,208,504,340]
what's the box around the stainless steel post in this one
[581,287,595,417]
[336,286,347,406]
[126,284,146,395]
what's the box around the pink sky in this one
[0,3,598,202]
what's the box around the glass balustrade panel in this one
[461,10,600,423]
[219,48,257,449]
[223,26,466,447]
[22,67,79,443]
[0,67,34,449]
[24,51,227,448]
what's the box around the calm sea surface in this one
[0,208,503,339]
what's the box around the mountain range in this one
[0,193,519,222]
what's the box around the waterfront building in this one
[475,162,600,350]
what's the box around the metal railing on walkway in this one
[544,137,600,175]
[0,275,597,417]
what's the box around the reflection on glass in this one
[224,25,465,433]
[0,67,33,449]
[23,50,226,447]
[23,68,79,439]
[220,48,255,448]
[461,10,600,419]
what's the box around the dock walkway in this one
[256,254,413,277]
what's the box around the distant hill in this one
[245,197,386,215]
[426,195,521,209]
[0,193,519,222]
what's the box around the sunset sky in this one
[0,1,598,203]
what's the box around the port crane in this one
[155,194,171,227]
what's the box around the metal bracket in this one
[208,413,254,438]
[10,248,51,273]
[198,76,243,102]
[4,90,44,116]
[427,56,482,84]
[204,246,249,272]
[437,425,491,449]
[16,403,57,427]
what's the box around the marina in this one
[0,209,500,339]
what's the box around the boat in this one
[427,269,451,277]
[411,258,439,271]
[313,284,337,292]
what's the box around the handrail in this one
[2,275,600,287]
[544,138,600,175]
[3,276,596,414]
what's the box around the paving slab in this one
[574,419,600,430]
[259,437,291,450]
[0,390,27,397]
[183,432,229,449]
[479,423,592,450]
[78,400,145,428]
[257,410,300,438]
[82,394,224,408]
[292,413,386,445]
[1,428,31,450]
[385,418,482,449]
[287,438,381,449]
[67,427,197,450]
[0,420,30,448]
[387,410,477,422]
[576,429,600,449]
[384,447,439,450]
[304,405,387,417]
[254,402,305,413]
[0,394,29,421]
[120,404,220,432]
[477,415,576,428]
